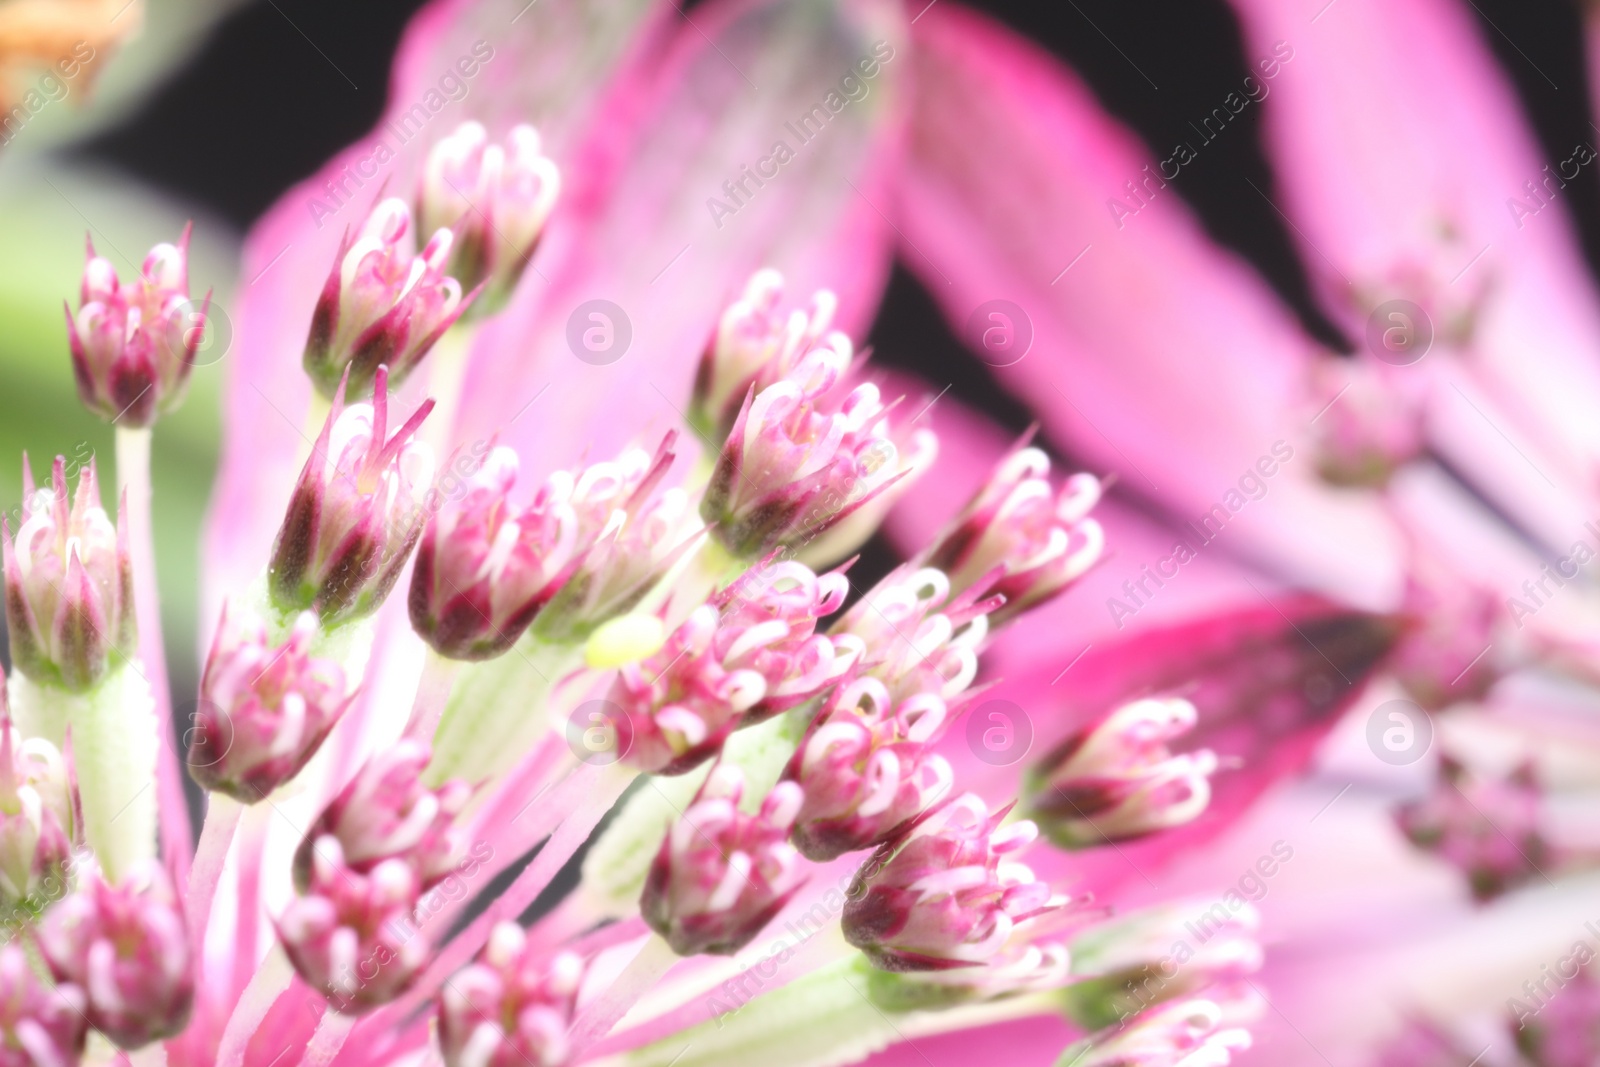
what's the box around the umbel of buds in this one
[419,121,561,311]
[0,942,88,1065]
[1025,698,1219,850]
[843,794,1060,972]
[437,923,585,1067]
[409,445,580,660]
[65,226,209,427]
[303,197,476,400]
[269,366,435,625]
[188,608,353,801]
[642,764,807,956]
[701,346,912,559]
[282,742,470,1009]
[1396,756,1548,901]
[923,444,1105,626]
[785,678,955,861]
[3,455,133,692]
[690,269,838,439]
[37,862,194,1049]
[0,717,73,911]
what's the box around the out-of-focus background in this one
[0,0,1592,716]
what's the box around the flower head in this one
[1396,756,1548,901]
[409,445,581,660]
[303,197,475,399]
[691,269,838,439]
[842,793,1061,972]
[1512,964,1600,1067]
[923,443,1105,625]
[1307,356,1428,488]
[1062,998,1253,1067]
[0,716,72,912]
[437,923,585,1067]
[701,344,918,559]
[830,565,995,707]
[187,607,354,801]
[0,943,87,1066]
[642,763,807,956]
[36,861,193,1049]
[65,227,208,427]
[531,434,696,643]
[1026,698,1218,849]
[3,454,133,691]
[419,121,561,310]
[784,677,955,861]
[268,365,436,624]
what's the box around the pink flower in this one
[0,716,72,910]
[64,227,208,427]
[0,943,87,1066]
[436,924,584,1067]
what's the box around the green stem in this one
[424,639,579,787]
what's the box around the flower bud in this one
[712,558,855,724]
[188,607,354,801]
[37,861,194,1049]
[691,269,837,439]
[437,922,585,1067]
[843,794,1061,972]
[1025,698,1218,849]
[1512,965,1600,1067]
[923,444,1105,626]
[784,678,955,861]
[303,197,475,399]
[642,764,807,956]
[283,742,470,1010]
[611,606,768,776]
[1389,572,1502,711]
[1060,999,1252,1067]
[269,366,436,624]
[531,434,697,644]
[419,122,561,311]
[830,566,996,707]
[3,455,134,692]
[1396,757,1547,901]
[0,717,73,912]
[701,346,920,559]
[0,944,87,1065]
[65,226,208,426]
[1308,357,1426,488]
[292,741,470,895]
[409,446,579,660]
[864,937,1071,1012]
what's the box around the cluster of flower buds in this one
[187,607,353,800]
[65,227,209,427]
[842,794,1061,972]
[1063,902,1263,1031]
[419,121,561,311]
[36,861,193,1048]
[0,716,73,911]
[1511,964,1600,1067]
[1388,572,1503,711]
[690,269,839,439]
[437,923,586,1067]
[269,366,435,624]
[1308,357,1429,488]
[923,443,1105,626]
[3,455,133,692]
[409,445,582,660]
[830,566,994,708]
[710,558,855,723]
[1065,998,1253,1067]
[304,198,476,399]
[784,677,955,861]
[531,434,697,644]
[1396,756,1548,901]
[0,942,88,1065]
[1025,698,1219,850]
[701,343,919,560]
[641,764,807,956]
[281,742,471,1009]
